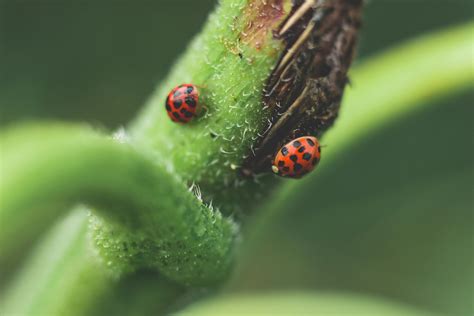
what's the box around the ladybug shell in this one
[272,136,321,178]
[165,84,199,123]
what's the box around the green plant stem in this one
[178,292,436,316]
[1,208,106,315]
[1,207,184,316]
[0,123,236,285]
[129,0,290,215]
[327,22,474,160]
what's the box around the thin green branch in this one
[178,292,434,316]
[325,22,474,158]
[273,22,474,201]
[0,123,236,285]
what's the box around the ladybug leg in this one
[200,105,209,114]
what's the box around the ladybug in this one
[165,84,200,123]
[272,136,321,178]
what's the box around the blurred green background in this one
[1,1,473,315]
[1,0,472,127]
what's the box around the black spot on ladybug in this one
[173,90,182,98]
[185,97,196,107]
[172,112,180,119]
[281,147,289,156]
[294,163,303,172]
[278,160,285,167]
[283,166,290,172]
[186,86,194,94]
[290,155,298,162]
[307,138,315,146]
[303,153,312,161]
[180,108,187,113]
[298,146,306,153]
[312,157,319,165]
[174,99,183,108]
[293,140,302,148]
[165,104,171,111]
[318,146,321,153]
[184,111,193,118]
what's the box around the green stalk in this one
[1,208,105,315]
[178,292,435,316]
[1,208,184,316]
[1,0,293,297]
[130,0,291,215]
[327,22,474,159]
[0,123,236,285]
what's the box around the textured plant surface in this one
[1,0,473,314]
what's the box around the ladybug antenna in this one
[195,83,208,89]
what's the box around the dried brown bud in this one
[243,0,363,174]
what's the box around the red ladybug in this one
[165,84,200,123]
[272,136,321,178]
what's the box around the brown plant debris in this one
[242,0,363,175]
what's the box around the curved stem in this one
[274,22,474,200]
[1,208,104,315]
[178,292,434,316]
[1,207,184,316]
[325,22,474,158]
[0,123,236,285]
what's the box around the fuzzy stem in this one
[129,0,293,216]
[0,123,236,285]
[1,208,184,316]
[129,0,363,216]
